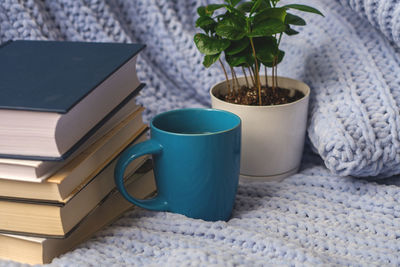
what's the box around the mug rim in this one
[150,108,241,136]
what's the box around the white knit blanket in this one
[1,0,400,266]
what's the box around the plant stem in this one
[233,68,240,92]
[249,67,256,87]
[275,33,283,90]
[242,66,250,88]
[249,37,262,105]
[264,65,268,89]
[219,59,231,94]
[230,66,236,93]
[277,32,283,46]
[272,59,275,91]
[275,57,278,89]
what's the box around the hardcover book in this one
[0,95,141,182]
[0,107,147,201]
[0,164,156,265]
[0,133,150,237]
[0,40,145,160]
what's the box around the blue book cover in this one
[0,40,146,161]
[0,40,145,113]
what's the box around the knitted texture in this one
[2,151,400,266]
[2,0,400,177]
[45,158,400,266]
[337,0,400,49]
[1,0,400,266]
[303,0,400,177]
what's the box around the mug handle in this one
[114,139,168,211]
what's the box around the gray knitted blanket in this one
[1,0,400,266]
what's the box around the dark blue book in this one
[0,40,145,160]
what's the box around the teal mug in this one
[114,108,241,221]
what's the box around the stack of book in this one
[0,40,156,264]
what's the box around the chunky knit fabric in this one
[304,0,400,177]
[1,0,400,177]
[2,151,400,266]
[1,0,400,266]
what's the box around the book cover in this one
[0,83,145,161]
[0,40,145,113]
[0,40,146,160]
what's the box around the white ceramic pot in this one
[210,76,310,181]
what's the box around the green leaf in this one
[261,50,285,67]
[203,53,221,68]
[195,16,217,32]
[237,1,253,12]
[206,4,226,15]
[194,34,231,55]
[215,13,247,40]
[227,5,248,18]
[283,4,324,16]
[226,48,254,67]
[197,6,206,17]
[284,26,299,35]
[263,0,272,8]
[254,7,287,23]
[254,36,278,62]
[225,37,250,55]
[226,54,249,67]
[276,50,285,65]
[248,18,286,37]
[253,0,271,11]
[285,13,306,26]
[250,0,263,14]
[216,25,247,40]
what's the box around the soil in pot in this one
[220,85,304,106]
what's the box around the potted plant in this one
[194,0,323,181]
